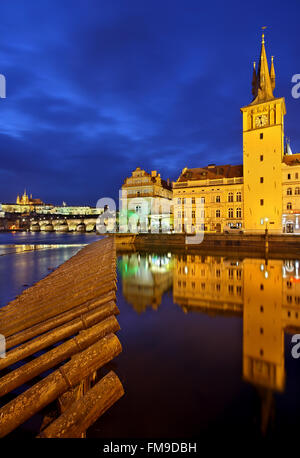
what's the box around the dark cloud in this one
[0,0,299,205]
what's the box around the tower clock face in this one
[255,114,268,128]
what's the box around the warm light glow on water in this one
[89,251,300,440]
[1,234,300,439]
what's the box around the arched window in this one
[236,208,242,218]
[228,192,234,202]
[287,188,292,195]
[228,208,234,218]
[236,192,242,202]
[287,202,292,210]
[216,209,220,218]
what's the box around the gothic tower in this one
[241,33,286,233]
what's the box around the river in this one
[1,233,300,440]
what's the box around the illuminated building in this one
[1,191,103,216]
[173,34,300,234]
[121,167,173,232]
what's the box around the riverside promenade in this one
[0,236,123,438]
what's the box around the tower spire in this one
[251,29,275,103]
[270,55,276,91]
[252,61,257,97]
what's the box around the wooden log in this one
[0,316,120,396]
[5,291,116,350]
[0,280,117,338]
[0,301,119,370]
[38,371,124,438]
[0,333,122,438]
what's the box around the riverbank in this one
[114,233,300,258]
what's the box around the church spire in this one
[252,61,257,97]
[251,32,275,103]
[270,55,276,91]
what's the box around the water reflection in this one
[118,253,173,313]
[119,252,300,435]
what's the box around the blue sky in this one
[0,0,299,205]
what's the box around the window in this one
[260,199,264,206]
[295,187,300,195]
[216,209,220,218]
[192,211,195,218]
[228,285,234,294]
[296,173,299,179]
[192,197,195,204]
[228,192,234,202]
[287,202,292,210]
[287,188,292,195]
[216,195,220,203]
[177,198,181,204]
[260,155,263,161]
[260,284,264,291]
[228,208,234,218]
[260,133,263,139]
[260,177,264,183]
[201,197,205,203]
[216,269,220,277]
[177,211,181,217]
[236,208,242,218]
[236,192,242,202]
[288,173,291,180]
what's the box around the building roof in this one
[283,153,300,166]
[176,164,243,183]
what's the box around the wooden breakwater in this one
[114,233,300,257]
[0,237,123,438]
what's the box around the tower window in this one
[260,199,264,206]
[260,155,263,161]
[260,177,264,183]
[260,133,263,139]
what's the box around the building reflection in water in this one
[119,252,300,434]
[118,253,173,313]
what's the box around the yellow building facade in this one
[173,34,300,234]
[121,167,173,232]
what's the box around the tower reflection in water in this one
[119,252,300,434]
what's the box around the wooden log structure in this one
[0,237,124,438]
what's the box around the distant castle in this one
[16,190,44,206]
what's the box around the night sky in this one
[0,0,299,206]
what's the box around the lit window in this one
[228,208,234,218]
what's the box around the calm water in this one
[1,234,300,441]
[0,232,101,306]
